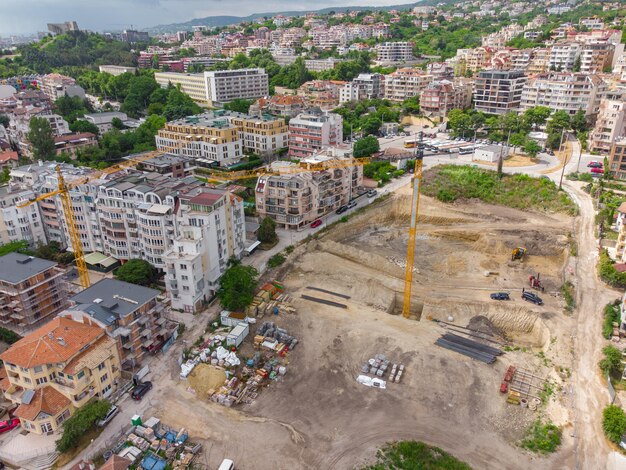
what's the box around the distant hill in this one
[145,1,438,34]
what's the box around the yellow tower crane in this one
[16,149,177,289]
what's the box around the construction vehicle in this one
[511,247,526,261]
[529,273,545,291]
[16,148,182,289]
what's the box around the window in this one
[36,377,48,385]
[100,373,109,384]
[77,371,85,379]
[97,362,106,371]
[56,409,70,425]
[23,377,32,384]
[40,422,53,433]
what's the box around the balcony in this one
[52,377,76,390]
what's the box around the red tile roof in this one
[0,151,18,164]
[13,385,71,421]
[189,191,223,207]
[101,455,132,470]
[0,317,105,369]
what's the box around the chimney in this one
[57,337,66,346]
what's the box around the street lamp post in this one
[558,128,570,190]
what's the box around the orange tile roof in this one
[101,455,132,470]
[0,317,105,369]
[63,335,116,375]
[13,385,71,421]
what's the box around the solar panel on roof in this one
[22,389,35,404]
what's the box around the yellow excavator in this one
[511,247,526,261]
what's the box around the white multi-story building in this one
[474,69,527,115]
[383,68,433,101]
[520,72,606,116]
[549,42,581,71]
[164,188,245,312]
[376,42,414,63]
[204,68,269,107]
[0,186,46,246]
[589,91,626,153]
[339,73,384,103]
[288,110,343,159]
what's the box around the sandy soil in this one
[135,188,589,470]
[187,364,227,397]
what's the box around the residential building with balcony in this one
[548,42,581,71]
[609,139,626,181]
[39,74,84,102]
[98,65,137,76]
[288,110,343,159]
[164,189,245,312]
[83,112,135,133]
[520,72,605,116]
[154,72,208,106]
[64,279,164,369]
[383,68,433,101]
[0,186,46,247]
[297,80,345,109]
[0,253,67,331]
[419,79,473,118]
[250,95,308,118]
[376,42,414,63]
[0,317,121,434]
[53,132,97,157]
[227,113,289,156]
[255,154,363,230]
[339,73,384,104]
[589,92,626,154]
[204,68,269,107]
[473,69,527,115]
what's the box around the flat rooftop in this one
[0,253,57,285]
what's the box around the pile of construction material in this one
[247,281,296,317]
[501,365,545,410]
[435,333,502,364]
[360,354,405,384]
[255,321,298,352]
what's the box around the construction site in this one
[148,180,582,469]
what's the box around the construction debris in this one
[359,354,405,385]
[246,281,297,317]
[435,333,503,364]
[502,365,547,409]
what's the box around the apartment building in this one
[135,153,196,178]
[0,317,121,434]
[83,112,133,133]
[473,69,527,115]
[227,113,289,156]
[65,278,165,369]
[0,253,67,331]
[255,154,363,229]
[164,188,245,312]
[98,65,137,76]
[250,95,307,118]
[297,80,345,109]
[304,59,342,72]
[548,42,581,71]
[419,79,473,118]
[53,132,97,157]
[590,92,626,153]
[204,68,269,107]
[609,139,626,181]
[520,72,605,116]
[383,68,433,101]
[39,74,84,102]
[154,72,208,106]
[288,110,343,159]
[156,114,243,167]
[339,73,384,104]
[376,42,414,63]
[579,41,616,73]
[0,186,46,246]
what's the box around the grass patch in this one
[598,249,626,289]
[361,440,472,470]
[566,172,593,183]
[560,281,576,312]
[603,301,621,339]
[422,165,578,215]
[55,425,105,468]
[568,233,578,257]
[267,253,286,268]
[519,419,561,454]
[604,230,619,240]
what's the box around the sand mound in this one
[468,315,507,341]
[188,364,227,397]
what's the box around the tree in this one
[56,400,111,453]
[401,96,420,115]
[69,119,99,135]
[523,140,542,158]
[217,261,258,311]
[546,132,563,151]
[547,110,570,134]
[0,240,30,257]
[111,117,125,130]
[258,217,278,244]
[163,87,202,121]
[0,114,9,128]
[27,117,55,160]
[603,405,626,444]
[523,106,551,129]
[115,259,157,286]
[571,109,587,133]
[224,99,254,114]
[353,135,380,158]
[447,109,472,137]
[599,345,623,376]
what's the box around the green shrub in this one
[0,327,21,344]
[603,301,621,339]
[560,281,575,312]
[599,250,626,289]
[267,253,286,268]
[599,344,623,377]
[56,400,111,453]
[361,440,472,470]
[519,419,561,453]
[603,405,626,444]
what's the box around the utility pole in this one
[558,128,569,190]
[575,133,583,174]
[497,129,512,178]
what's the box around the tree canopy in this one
[28,117,55,160]
[603,405,626,444]
[353,135,380,158]
[217,261,259,312]
[258,217,278,244]
[115,259,157,286]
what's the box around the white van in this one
[218,459,234,470]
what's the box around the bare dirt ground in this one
[138,187,592,470]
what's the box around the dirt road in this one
[560,181,620,469]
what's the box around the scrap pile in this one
[435,332,503,364]
[247,281,296,317]
[106,417,201,470]
[358,353,405,387]
[501,365,545,410]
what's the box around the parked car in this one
[587,161,602,168]
[97,405,119,427]
[347,200,357,209]
[490,292,510,301]
[218,459,235,470]
[0,418,20,434]
[590,167,604,174]
[522,291,543,305]
[131,381,153,400]
[335,205,348,214]
[366,189,378,198]
[310,219,322,228]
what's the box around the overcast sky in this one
[1,0,412,35]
